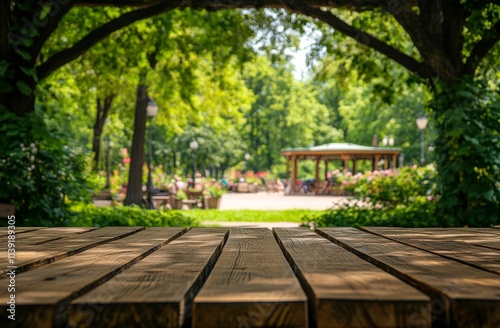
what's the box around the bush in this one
[303,165,474,228]
[0,110,90,226]
[66,203,199,227]
[302,197,439,228]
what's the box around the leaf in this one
[0,80,13,93]
[16,81,32,95]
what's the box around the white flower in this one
[30,155,35,162]
[31,164,35,170]
[20,143,24,148]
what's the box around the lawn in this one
[175,209,325,223]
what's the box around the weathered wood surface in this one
[318,227,500,327]
[70,228,229,328]
[1,227,499,328]
[371,227,500,251]
[0,227,95,248]
[0,227,185,328]
[363,227,500,274]
[0,226,144,276]
[193,228,308,328]
[274,228,431,328]
[0,227,46,237]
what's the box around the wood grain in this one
[274,228,431,328]
[0,227,95,248]
[0,227,46,237]
[363,227,500,275]
[0,226,144,276]
[318,227,500,327]
[0,227,185,328]
[70,228,229,328]
[193,228,307,328]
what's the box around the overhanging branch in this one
[37,0,182,81]
[287,4,432,79]
[464,20,500,76]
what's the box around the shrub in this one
[305,166,450,228]
[66,203,199,227]
[0,110,90,226]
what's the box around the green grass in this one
[175,209,325,223]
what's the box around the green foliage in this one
[431,78,500,227]
[67,203,199,227]
[0,110,90,226]
[303,198,439,228]
[353,166,437,206]
[204,186,227,198]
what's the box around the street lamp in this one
[382,136,395,147]
[416,113,428,166]
[146,98,158,209]
[189,139,199,180]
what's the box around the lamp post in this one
[416,113,428,166]
[145,98,158,209]
[381,136,395,147]
[189,140,199,180]
[104,137,114,190]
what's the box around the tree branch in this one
[32,1,75,59]
[76,0,388,11]
[464,20,500,76]
[287,4,432,79]
[36,0,182,81]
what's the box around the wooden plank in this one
[0,226,144,276]
[70,228,229,328]
[363,227,500,275]
[494,225,500,229]
[0,227,95,247]
[318,227,500,327]
[193,228,307,328]
[0,227,46,237]
[374,227,500,251]
[0,227,185,328]
[274,228,431,328]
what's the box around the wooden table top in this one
[1,226,499,328]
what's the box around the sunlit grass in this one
[174,209,325,223]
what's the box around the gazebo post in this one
[292,155,298,192]
[315,157,320,185]
[373,154,381,171]
[324,160,329,179]
[392,154,397,170]
[384,157,388,170]
[342,156,349,172]
[353,159,358,174]
[286,157,290,180]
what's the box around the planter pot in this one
[170,195,184,209]
[207,197,221,209]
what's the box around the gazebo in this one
[281,143,401,192]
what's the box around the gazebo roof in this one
[282,142,401,153]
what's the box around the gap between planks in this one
[70,228,229,328]
[0,227,186,328]
[360,227,500,276]
[317,227,500,327]
[193,227,308,328]
[273,228,431,328]
[0,226,145,277]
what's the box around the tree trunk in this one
[91,95,114,171]
[124,83,148,207]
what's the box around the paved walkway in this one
[219,192,347,210]
[202,192,347,228]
